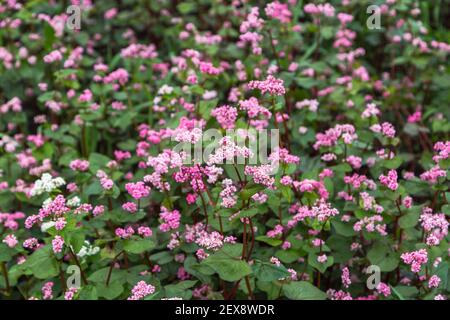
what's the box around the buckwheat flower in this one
[77,240,100,258]
[311,199,339,222]
[252,192,268,204]
[296,99,319,112]
[92,205,105,217]
[434,294,446,300]
[128,281,155,300]
[328,289,353,300]
[341,267,351,288]
[248,75,286,96]
[353,215,387,236]
[419,208,448,246]
[122,202,138,213]
[379,170,398,191]
[78,89,93,103]
[104,7,118,19]
[159,206,181,232]
[67,182,78,193]
[376,282,391,297]
[265,1,292,23]
[401,249,428,273]
[219,179,237,208]
[420,166,446,184]
[317,254,328,263]
[67,196,81,207]
[244,164,275,189]
[402,196,413,208]
[43,50,63,63]
[111,101,126,110]
[3,234,18,248]
[125,181,150,200]
[41,282,54,300]
[64,287,78,300]
[186,193,197,204]
[69,159,90,172]
[428,275,441,288]
[54,217,67,230]
[267,224,284,238]
[30,173,66,196]
[321,153,337,162]
[196,249,209,260]
[137,226,152,238]
[52,235,64,254]
[202,90,217,100]
[115,226,135,239]
[350,242,362,251]
[199,61,221,75]
[429,252,439,267]
[196,231,224,251]
[23,237,39,249]
[100,177,114,190]
[211,105,238,129]
[270,257,281,266]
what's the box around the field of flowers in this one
[0,0,449,301]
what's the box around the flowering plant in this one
[0,0,449,300]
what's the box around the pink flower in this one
[248,75,286,96]
[401,249,428,273]
[376,282,391,297]
[52,236,64,254]
[93,205,105,217]
[159,206,181,232]
[379,170,398,191]
[64,287,78,300]
[428,275,441,288]
[317,254,328,263]
[122,202,138,213]
[3,234,18,248]
[42,282,54,300]
[211,105,238,129]
[137,226,152,238]
[128,281,155,300]
[125,181,151,199]
[265,1,292,23]
[341,267,351,288]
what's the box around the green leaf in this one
[238,207,259,218]
[308,253,334,273]
[255,236,282,247]
[23,246,59,279]
[332,220,356,237]
[283,281,327,300]
[123,239,156,254]
[164,280,197,299]
[78,285,98,300]
[89,153,110,173]
[88,267,126,284]
[202,247,251,282]
[252,261,291,281]
[177,2,197,14]
[399,206,421,229]
[367,242,399,272]
[96,280,124,299]
[0,244,14,262]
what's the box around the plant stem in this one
[69,247,89,285]
[1,262,10,295]
[106,250,124,286]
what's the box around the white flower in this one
[30,173,66,196]
[41,221,56,232]
[76,241,100,258]
[67,196,81,207]
[158,84,173,95]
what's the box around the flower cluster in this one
[0,0,448,302]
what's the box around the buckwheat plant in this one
[0,0,448,301]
